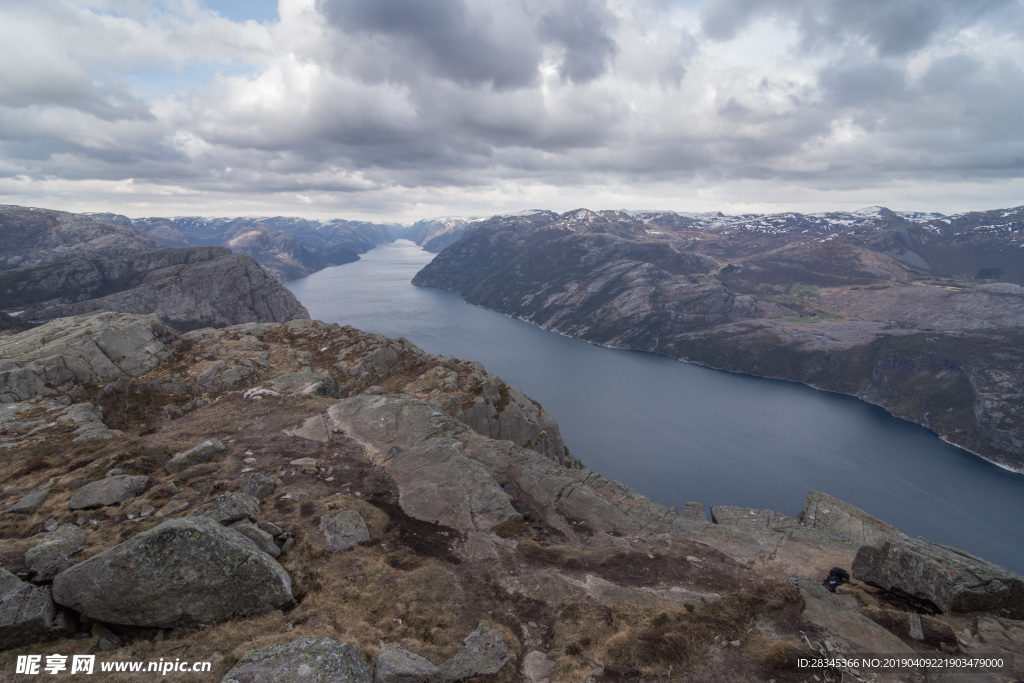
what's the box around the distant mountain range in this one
[413,205,1024,472]
[90,213,398,282]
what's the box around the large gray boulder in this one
[222,637,372,683]
[166,438,226,473]
[853,536,1024,618]
[439,623,513,681]
[67,475,148,510]
[0,312,172,403]
[373,644,440,683]
[52,517,293,627]
[26,523,87,581]
[0,567,68,650]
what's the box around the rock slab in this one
[67,475,148,510]
[2,489,48,515]
[853,536,1024,618]
[166,438,226,473]
[222,637,372,683]
[52,517,293,627]
[373,643,440,683]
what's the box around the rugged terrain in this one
[0,206,310,330]
[413,207,1024,472]
[93,213,397,282]
[0,313,1021,682]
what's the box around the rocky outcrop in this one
[1,205,310,328]
[222,638,372,683]
[853,536,1024,618]
[52,517,293,627]
[798,491,903,545]
[0,312,173,403]
[16,248,309,328]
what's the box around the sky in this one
[0,0,1022,223]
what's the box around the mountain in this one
[1,312,1020,680]
[413,206,1024,471]
[0,206,309,329]
[92,213,399,281]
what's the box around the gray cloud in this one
[701,0,1014,56]
[0,0,1022,219]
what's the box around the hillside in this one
[0,206,309,329]
[413,206,1024,472]
[0,313,1020,681]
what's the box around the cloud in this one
[0,0,1023,220]
[700,0,1015,56]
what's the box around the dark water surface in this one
[288,240,1024,573]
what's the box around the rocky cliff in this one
[1,207,310,329]
[0,313,1021,682]
[413,207,1024,472]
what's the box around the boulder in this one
[244,473,277,500]
[2,488,48,515]
[229,520,281,558]
[222,637,372,683]
[201,492,261,525]
[853,536,1024,618]
[52,517,293,627]
[26,523,87,581]
[0,567,68,650]
[165,438,226,473]
[523,650,555,683]
[439,623,513,681]
[320,510,370,552]
[67,475,148,510]
[373,644,440,683]
[798,492,902,545]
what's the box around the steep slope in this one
[414,207,1024,471]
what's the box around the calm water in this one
[288,240,1024,573]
